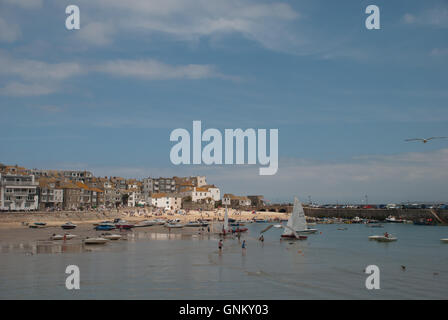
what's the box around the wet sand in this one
[0,208,287,245]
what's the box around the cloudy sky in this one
[1,0,447,203]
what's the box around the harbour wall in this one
[303,208,448,222]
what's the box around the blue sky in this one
[1,0,447,203]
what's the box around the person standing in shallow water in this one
[218,239,223,253]
[242,240,246,255]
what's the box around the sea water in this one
[0,223,447,299]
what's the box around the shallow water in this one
[0,223,447,299]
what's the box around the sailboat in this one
[281,197,312,240]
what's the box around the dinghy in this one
[64,234,77,240]
[83,237,108,245]
[164,223,184,228]
[61,222,77,230]
[134,220,156,227]
[281,197,308,240]
[376,236,398,242]
[51,234,64,240]
[102,234,122,240]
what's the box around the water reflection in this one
[1,241,85,254]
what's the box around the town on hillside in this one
[0,163,265,212]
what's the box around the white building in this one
[0,174,39,211]
[151,193,182,210]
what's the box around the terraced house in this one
[0,173,39,211]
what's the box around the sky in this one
[0,0,447,203]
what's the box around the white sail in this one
[224,206,229,230]
[283,197,307,235]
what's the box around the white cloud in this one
[76,0,301,52]
[430,48,448,56]
[77,22,114,46]
[0,17,21,43]
[0,52,84,81]
[95,59,230,80]
[0,81,56,96]
[2,0,42,9]
[403,7,448,28]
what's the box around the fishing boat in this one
[34,222,46,226]
[64,234,77,240]
[61,222,77,230]
[83,237,108,245]
[386,216,405,223]
[440,238,448,243]
[102,233,122,240]
[281,197,308,240]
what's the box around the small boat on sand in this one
[185,221,203,227]
[165,223,184,228]
[51,234,64,240]
[134,220,156,227]
[83,237,108,245]
[102,233,122,240]
[115,221,134,230]
[52,233,77,240]
[440,239,448,243]
[61,222,77,230]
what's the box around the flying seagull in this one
[405,137,448,143]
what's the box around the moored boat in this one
[61,222,77,230]
[386,216,405,223]
[376,236,398,242]
[83,237,108,245]
[115,221,134,230]
[94,223,116,231]
[134,220,156,227]
[185,221,203,227]
[440,238,448,243]
[102,233,122,240]
[164,223,184,228]
[51,234,64,240]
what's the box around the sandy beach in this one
[0,208,288,245]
